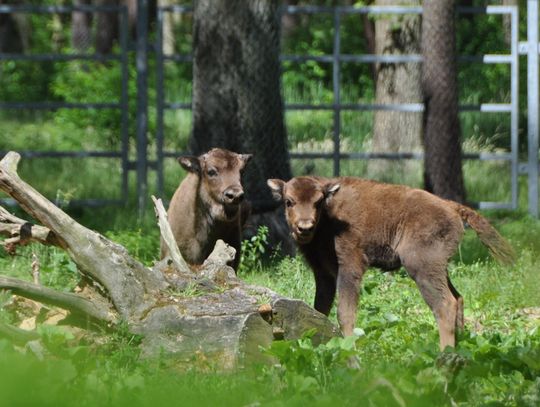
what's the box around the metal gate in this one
[0,2,538,217]
[0,4,130,207]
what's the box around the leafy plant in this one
[262,329,360,393]
[238,225,269,274]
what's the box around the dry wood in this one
[151,195,191,276]
[0,276,114,323]
[0,206,61,251]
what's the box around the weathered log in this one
[0,151,338,368]
[0,152,167,318]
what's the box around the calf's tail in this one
[451,202,515,266]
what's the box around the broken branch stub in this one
[151,195,191,276]
[0,206,61,251]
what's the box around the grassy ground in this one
[1,210,539,406]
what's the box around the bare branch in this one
[0,206,61,251]
[0,276,116,324]
[152,195,192,275]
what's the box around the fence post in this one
[528,0,539,218]
[136,0,149,217]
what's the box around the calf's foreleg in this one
[335,251,365,336]
[313,268,337,316]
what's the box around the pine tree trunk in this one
[369,0,422,181]
[422,0,466,203]
[191,0,294,252]
[95,0,119,54]
[72,0,93,51]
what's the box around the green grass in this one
[1,214,539,406]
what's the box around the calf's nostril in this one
[298,224,314,234]
[224,189,244,203]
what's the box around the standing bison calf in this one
[268,176,515,350]
[162,148,252,271]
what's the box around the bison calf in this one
[162,148,252,271]
[267,176,514,350]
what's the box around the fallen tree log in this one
[0,151,338,368]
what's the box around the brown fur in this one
[268,176,515,350]
[162,148,252,271]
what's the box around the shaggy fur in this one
[162,148,251,271]
[268,176,514,350]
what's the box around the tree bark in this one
[191,0,294,253]
[72,0,93,51]
[0,152,337,368]
[0,11,27,54]
[95,0,119,54]
[502,0,517,47]
[369,0,422,180]
[422,0,466,203]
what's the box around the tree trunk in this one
[191,0,294,253]
[123,0,137,38]
[72,0,93,51]
[95,0,119,54]
[0,152,336,368]
[281,0,300,37]
[368,0,422,181]
[0,3,27,53]
[502,0,517,47]
[422,0,466,203]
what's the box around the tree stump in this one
[0,152,338,368]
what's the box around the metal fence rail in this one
[0,4,130,207]
[155,4,520,211]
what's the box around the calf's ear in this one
[324,182,340,203]
[267,179,285,201]
[178,156,201,174]
[240,154,253,165]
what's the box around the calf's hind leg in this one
[448,277,464,332]
[404,262,460,350]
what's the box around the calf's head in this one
[179,148,252,221]
[267,177,340,244]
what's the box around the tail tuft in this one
[453,203,515,266]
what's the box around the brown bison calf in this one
[267,176,514,350]
[161,148,252,271]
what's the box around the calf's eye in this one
[285,199,293,208]
[207,169,218,177]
